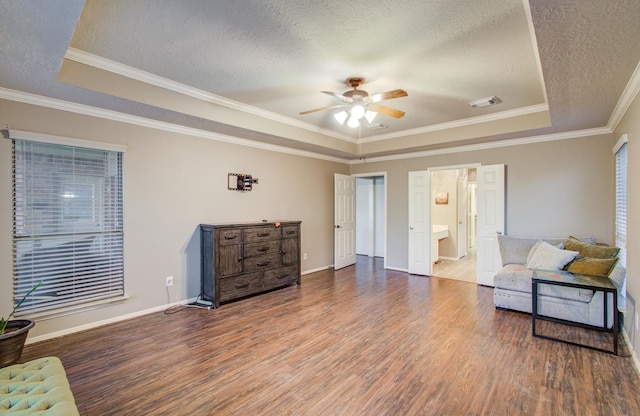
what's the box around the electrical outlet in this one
[165,276,174,287]
[303,253,308,260]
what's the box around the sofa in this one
[493,235,626,329]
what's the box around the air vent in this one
[469,96,501,109]
[368,123,388,130]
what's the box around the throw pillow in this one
[526,241,579,270]
[565,256,618,276]
[526,240,544,266]
[564,236,620,259]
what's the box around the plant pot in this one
[0,319,35,368]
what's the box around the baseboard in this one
[622,327,640,374]
[26,298,197,345]
[302,265,334,275]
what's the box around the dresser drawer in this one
[263,265,299,290]
[244,226,280,243]
[219,272,262,301]
[244,240,281,258]
[218,228,242,244]
[282,225,299,239]
[244,253,282,273]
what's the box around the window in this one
[614,135,628,267]
[12,138,124,315]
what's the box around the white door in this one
[457,169,468,258]
[468,183,477,249]
[476,164,505,286]
[334,173,356,269]
[408,171,431,275]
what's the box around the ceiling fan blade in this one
[321,91,344,98]
[299,104,347,115]
[369,89,408,103]
[368,103,405,118]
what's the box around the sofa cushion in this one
[494,264,594,303]
[564,236,619,259]
[526,242,578,270]
[565,256,618,276]
[497,235,565,265]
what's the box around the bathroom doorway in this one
[430,168,477,283]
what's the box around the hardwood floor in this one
[21,256,640,415]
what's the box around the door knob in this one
[409,227,414,230]
[335,225,341,229]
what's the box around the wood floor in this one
[21,256,640,415]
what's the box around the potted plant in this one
[0,282,41,367]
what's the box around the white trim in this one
[350,127,612,165]
[25,298,194,345]
[0,87,350,164]
[427,163,481,172]
[609,60,640,131]
[359,104,549,143]
[613,133,629,155]
[8,129,128,152]
[622,328,640,375]
[1,87,616,165]
[301,265,333,275]
[64,48,356,143]
[22,296,130,322]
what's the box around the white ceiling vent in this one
[368,123,389,130]
[469,96,501,109]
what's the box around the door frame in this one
[353,172,388,269]
[408,163,481,276]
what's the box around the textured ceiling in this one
[1,0,639,160]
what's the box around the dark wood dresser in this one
[200,221,301,307]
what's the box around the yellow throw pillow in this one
[564,236,620,259]
[565,256,618,276]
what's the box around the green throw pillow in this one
[565,256,618,276]
[564,236,620,259]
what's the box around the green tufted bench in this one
[0,356,79,415]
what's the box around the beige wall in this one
[0,97,624,347]
[350,134,616,270]
[0,99,348,339]
[614,91,640,356]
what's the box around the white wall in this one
[0,99,349,340]
[350,134,616,271]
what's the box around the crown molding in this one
[350,126,612,164]
[608,60,640,131]
[1,87,611,166]
[64,48,357,143]
[0,87,350,164]
[359,103,549,143]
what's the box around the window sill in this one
[16,295,130,322]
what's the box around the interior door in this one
[408,171,431,275]
[334,173,356,269]
[476,164,505,286]
[457,169,468,258]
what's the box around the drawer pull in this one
[276,274,289,280]
[257,247,270,252]
[256,261,270,267]
[224,235,238,240]
[235,282,249,289]
[257,232,270,237]
[286,230,296,235]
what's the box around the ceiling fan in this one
[300,78,408,128]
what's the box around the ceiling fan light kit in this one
[300,77,408,128]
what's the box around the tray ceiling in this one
[1,1,639,160]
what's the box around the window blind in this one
[12,139,124,315]
[615,141,627,268]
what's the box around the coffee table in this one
[532,269,618,355]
